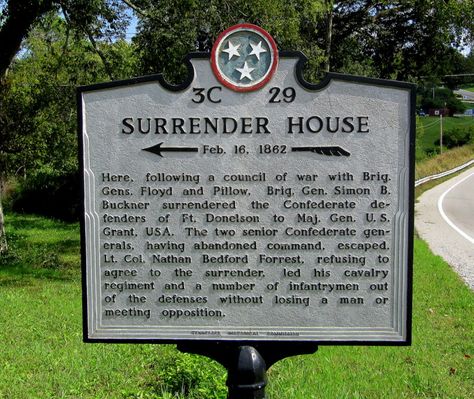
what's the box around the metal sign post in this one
[177,341,318,399]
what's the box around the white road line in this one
[437,172,474,244]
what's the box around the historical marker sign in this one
[78,24,414,343]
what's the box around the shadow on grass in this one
[23,238,81,254]
[0,264,78,287]
[1,214,81,285]
[7,214,79,232]
[0,250,79,285]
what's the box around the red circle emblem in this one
[211,24,278,92]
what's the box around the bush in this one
[0,230,66,272]
[10,167,80,221]
[135,347,227,399]
[435,126,474,149]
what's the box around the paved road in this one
[415,167,474,290]
[439,171,474,242]
[454,89,474,101]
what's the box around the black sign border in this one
[77,51,415,346]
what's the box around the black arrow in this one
[291,146,351,157]
[142,142,199,157]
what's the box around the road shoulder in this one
[415,167,474,290]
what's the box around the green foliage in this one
[60,0,129,39]
[445,95,467,114]
[418,87,466,114]
[435,126,474,149]
[0,214,79,278]
[416,116,474,158]
[137,346,227,399]
[0,14,138,220]
[415,116,426,161]
[460,84,474,92]
[328,1,474,80]
[0,1,131,81]
[9,166,80,221]
[130,0,474,84]
[1,1,474,227]
[1,16,90,176]
[132,0,327,83]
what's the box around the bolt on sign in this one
[78,24,414,343]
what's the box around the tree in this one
[0,0,130,80]
[130,0,474,82]
[418,87,466,115]
[131,0,328,83]
[0,2,133,252]
[323,1,474,80]
[2,13,137,207]
[1,0,473,253]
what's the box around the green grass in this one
[0,215,158,399]
[459,85,474,92]
[0,282,156,399]
[416,116,474,154]
[1,214,473,398]
[414,143,474,199]
[267,238,474,398]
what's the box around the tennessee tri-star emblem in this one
[211,23,278,92]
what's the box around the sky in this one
[125,13,138,41]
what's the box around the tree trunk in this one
[0,0,56,251]
[0,1,55,79]
[0,179,7,254]
[324,1,334,73]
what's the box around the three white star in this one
[235,61,255,81]
[249,41,267,60]
[220,37,269,83]
[222,40,240,60]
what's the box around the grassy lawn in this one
[0,216,156,399]
[1,212,473,398]
[268,238,474,398]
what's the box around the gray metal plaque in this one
[79,30,414,343]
